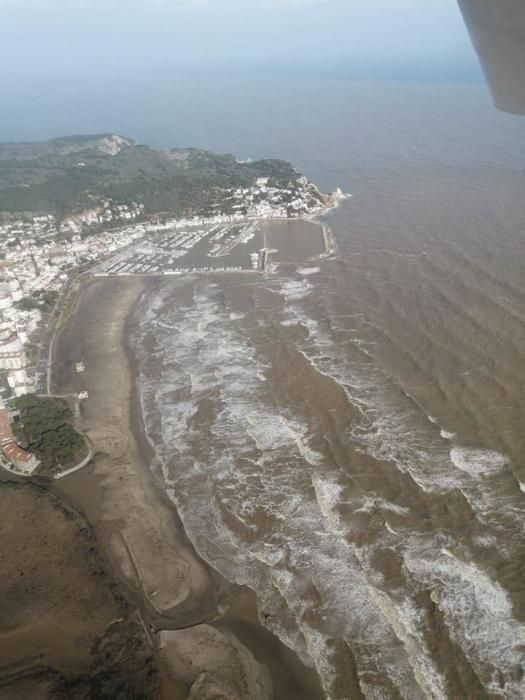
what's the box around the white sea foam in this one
[473,534,498,548]
[404,545,525,698]
[278,278,313,301]
[278,303,463,495]
[277,297,525,532]
[284,419,324,466]
[298,266,321,276]
[137,280,432,697]
[188,371,205,394]
[450,447,509,476]
[301,628,340,697]
[132,275,525,700]
[354,497,411,518]
[252,544,285,568]
[244,413,303,454]
[367,587,448,700]
[312,474,345,533]
[307,549,426,698]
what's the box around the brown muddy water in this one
[121,83,525,699]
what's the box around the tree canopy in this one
[14,395,86,473]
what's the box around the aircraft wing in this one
[458,0,525,114]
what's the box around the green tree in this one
[14,395,86,472]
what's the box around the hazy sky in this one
[1,0,480,81]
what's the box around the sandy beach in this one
[51,276,324,699]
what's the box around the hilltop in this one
[0,134,317,219]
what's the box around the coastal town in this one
[0,174,342,475]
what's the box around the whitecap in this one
[312,474,344,532]
[450,447,509,476]
[404,545,525,697]
[385,522,398,535]
[278,279,313,301]
[297,266,321,276]
[367,588,448,700]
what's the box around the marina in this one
[92,219,329,278]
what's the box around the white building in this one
[0,333,26,370]
[7,369,30,397]
[0,288,14,311]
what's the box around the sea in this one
[15,78,525,698]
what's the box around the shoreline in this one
[50,275,325,699]
[50,277,220,626]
